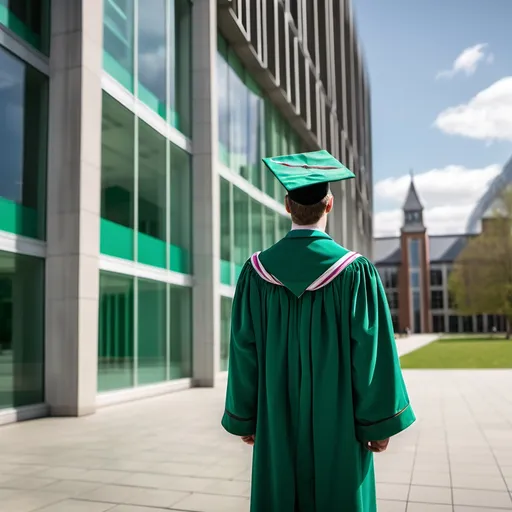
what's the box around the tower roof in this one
[403,175,424,212]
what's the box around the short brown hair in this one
[286,194,330,225]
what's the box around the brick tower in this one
[398,175,431,333]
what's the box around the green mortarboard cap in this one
[262,150,355,205]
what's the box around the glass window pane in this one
[137,279,167,385]
[169,285,192,379]
[101,93,136,260]
[0,0,50,53]
[170,143,192,274]
[228,51,248,178]
[0,251,44,409]
[233,186,249,276]
[103,0,135,91]
[171,0,192,135]
[247,76,263,188]
[217,42,230,167]
[138,120,166,268]
[410,270,420,288]
[98,271,135,392]
[278,214,290,240]
[251,199,263,254]
[220,297,232,372]
[0,48,47,240]
[220,178,232,284]
[408,238,420,268]
[264,207,276,248]
[137,0,166,118]
[264,100,276,198]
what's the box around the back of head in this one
[286,192,331,226]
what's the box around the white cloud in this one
[374,164,501,237]
[434,77,512,142]
[436,43,491,80]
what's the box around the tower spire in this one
[402,170,425,232]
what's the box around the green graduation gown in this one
[221,230,415,512]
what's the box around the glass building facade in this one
[0,0,373,423]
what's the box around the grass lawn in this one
[400,336,512,369]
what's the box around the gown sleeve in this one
[221,263,258,437]
[350,258,416,443]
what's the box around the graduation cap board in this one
[262,150,355,205]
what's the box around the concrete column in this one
[45,0,103,416]
[191,0,220,387]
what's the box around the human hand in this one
[367,438,389,453]
[241,435,255,446]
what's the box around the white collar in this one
[291,222,326,232]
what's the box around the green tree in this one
[449,188,512,338]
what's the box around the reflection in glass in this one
[247,76,263,188]
[278,214,290,240]
[412,290,421,334]
[137,279,167,385]
[0,251,44,409]
[170,143,192,274]
[103,0,135,91]
[98,271,135,392]
[220,297,232,372]
[264,208,276,248]
[220,178,232,284]
[251,199,263,254]
[0,0,50,53]
[408,238,420,268]
[172,0,192,135]
[233,186,250,277]
[138,119,166,268]
[138,0,166,118]
[169,285,192,379]
[410,270,420,288]
[100,92,135,260]
[217,37,230,166]
[228,50,248,178]
[0,47,47,240]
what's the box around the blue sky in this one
[353,0,512,235]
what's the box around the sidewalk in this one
[0,370,512,511]
[395,334,439,357]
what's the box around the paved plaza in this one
[0,369,511,511]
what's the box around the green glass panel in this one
[170,143,192,274]
[0,198,38,239]
[0,47,47,240]
[220,260,232,286]
[100,219,135,260]
[220,297,232,372]
[98,272,135,392]
[169,285,192,379]
[171,0,192,136]
[234,264,244,282]
[0,1,49,53]
[233,186,250,266]
[137,232,166,269]
[0,251,44,409]
[220,178,231,276]
[137,0,166,119]
[264,100,277,198]
[278,214,291,240]
[247,75,263,189]
[264,207,276,248]
[138,119,166,268]
[137,278,167,385]
[251,199,263,253]
[170,245,190,274]
[103,0,134,92]
[101,92,136,259]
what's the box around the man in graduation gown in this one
[221,150,415,512]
